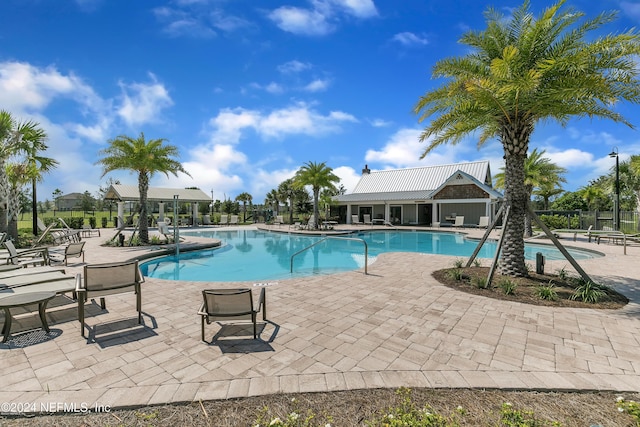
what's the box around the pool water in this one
[139,229,600,282]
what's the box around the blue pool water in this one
[139,229,600,282]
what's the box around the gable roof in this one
[103,184,211,203]
[430,170,503,200]
[335,161,497,202]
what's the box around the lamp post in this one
[210,189,214,216]
[609,147,620,231]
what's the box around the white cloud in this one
[332,165,360,193]
[303,78,331,92]
[0,61,100,113]
[332,0,378,18]
[620,2,640,21]
[392,32,429,47]
[268,6,333,36]
[278,60,312,74]
[208,103,358,143]
[364,128,427,168]
[369,118,392,127]
[117,74,174,127]
[265,82,285,94]
[153,7,217,38]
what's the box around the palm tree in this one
[96,132,191,244]
[235,192,252,223]
[414,0,640,277]
[293,161,339,229]
[14,119,58,236]
[264,189,280,218]
[277,179,295,224]
[534,182,564,210]
[493,149,566,236]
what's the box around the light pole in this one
[210,189,214,215]
[609,147,620,231]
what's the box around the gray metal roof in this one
[336,190,434,203]
[350,161,491,194]
[103,184,211,203]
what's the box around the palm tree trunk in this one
[499,122,530,277]
[312,191,320,230]
[138,172,149,244]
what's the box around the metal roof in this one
[350,161,491,194]
[103,184,211,203]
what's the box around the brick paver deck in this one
[1,225,639,412]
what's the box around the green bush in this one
[570,280,606,304]
[535,283,558,301]
[498,278,517,295]
[101,217,108,228]
[538,214,579,230]
[89,216,96,229]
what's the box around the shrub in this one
[535,283,558,301]
[472,276,488,289]
[89,216,97,229]
[453,259,464,268]
[570,280,606,304]
[616,396,640,426]
[538,214,579,230]
[447,269,464,281]
[473,259,482,267]
[498,278,517,295]
[101,217,108,228]
[556,267,569,281]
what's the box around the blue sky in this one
[2,0,640,204]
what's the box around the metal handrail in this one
[290,236,368,274]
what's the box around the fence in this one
[535,210,639,234]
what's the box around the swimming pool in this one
[139,229,600,282]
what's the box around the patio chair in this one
[351,214,362,225]
[363,214,372,225]
[198,288,266,341]
[75,259,144,337]
[477,216,489,228]
[229,215,239,226]
[3,241,49,267]
[453,216,465,228]
[81,224,101,237]
[275,215,284,226]
[49,241,85,266]
[220,214,228,226]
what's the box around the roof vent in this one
[362,164,371,175]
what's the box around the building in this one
[333,161,503,226]
[56,192,83,210]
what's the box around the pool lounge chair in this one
[219,214,228,226]
[453,216,465,228]
[477,216,489,228]
[351,214,363,225]
[3,241,49,267]
[363,214,372,225]
[75,259,144,338]
[198,288,266,342]
[49,241,85,266]
[229,215,239,226]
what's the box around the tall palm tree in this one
[96,132,191,244]
[264,189,280,219]
[14,119,58,236]
[277,179,295,224]
[293,161,339,230]
[493,148,566,236]
[235,192,252,223]
[414,0,640,277]
[534,182,564,210]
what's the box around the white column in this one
[431,202,439,226]
[346,204,352,223]
[193,203,199,226]
[117,202,125,228]
[158,202,165,222]
[385,203,390,223]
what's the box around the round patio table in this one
[0,291,56,343]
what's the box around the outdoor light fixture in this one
[609,147,620,231]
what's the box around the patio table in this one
[1,291,56,343]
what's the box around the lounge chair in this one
[49,241,85,266]
[477,216,489,228]
[453,216,465,228]
[351,214,363,225]
[3,241,49,267]
[75,260,144,337]
[81,224,101,237]
[363,214,372,225]
[198,288,266,342]
[275,215,284,227]
[229,215,239,226]
[220,214,228,226]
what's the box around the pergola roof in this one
[103,184,211,203]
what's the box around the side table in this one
[1,291,56,343]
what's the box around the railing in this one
[290,236,368,275]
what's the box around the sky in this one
[2,0,640,205]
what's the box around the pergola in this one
[103,184,212,226]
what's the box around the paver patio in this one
[1,225,639,414]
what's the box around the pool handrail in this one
[290,236,368,275]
